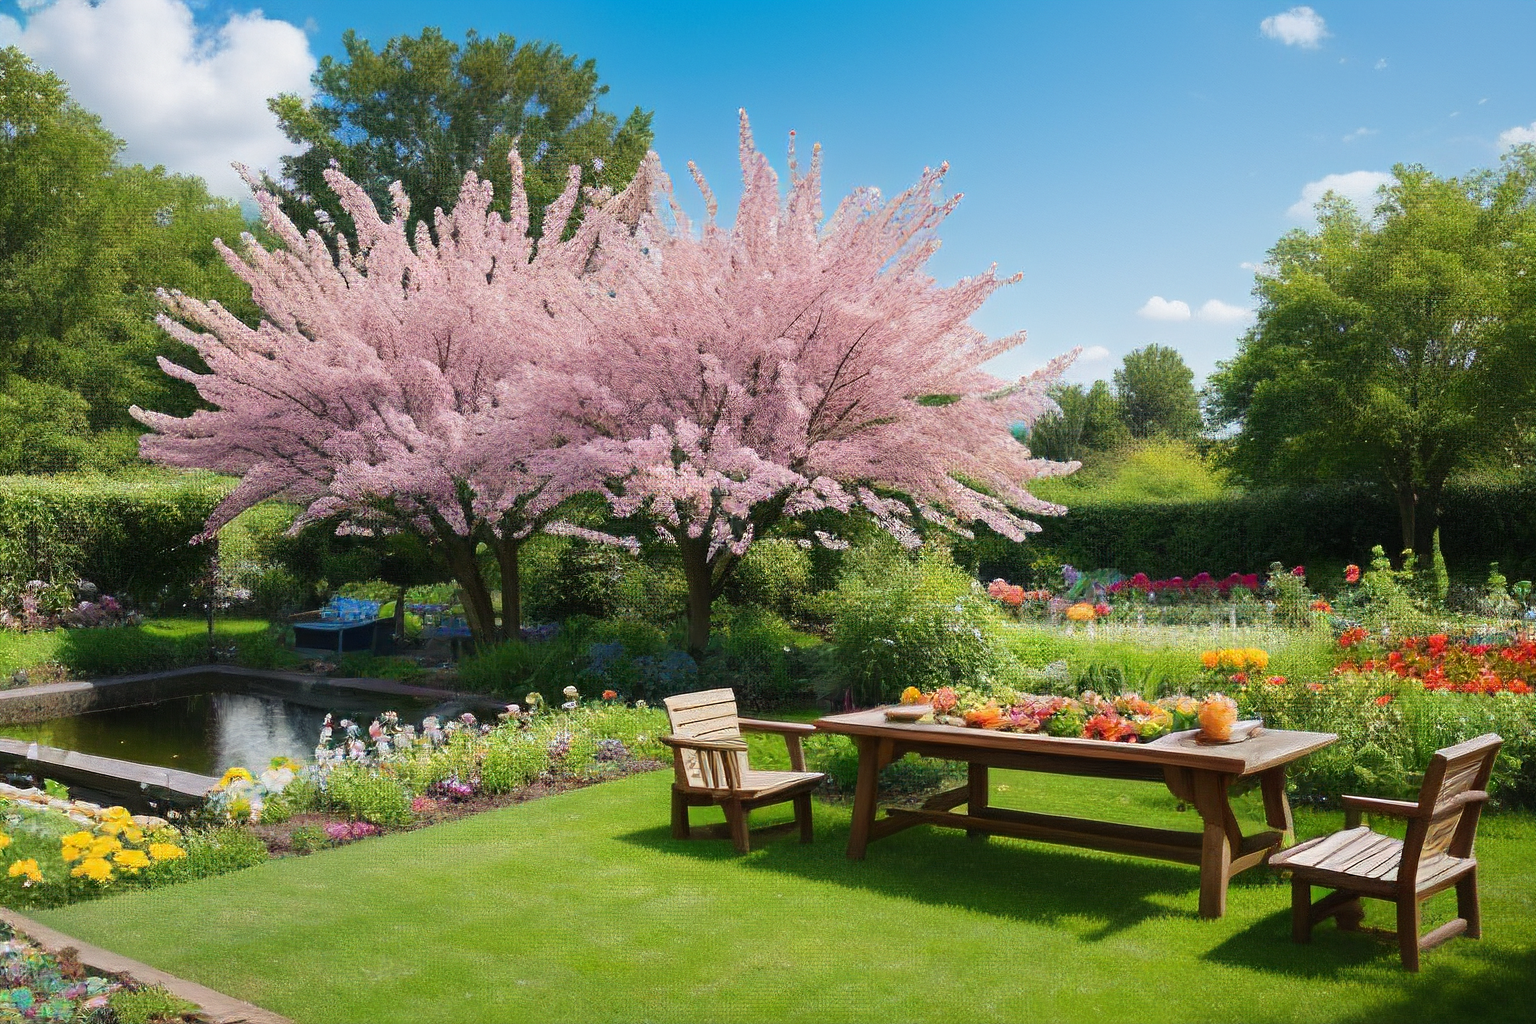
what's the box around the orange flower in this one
[601,690,618,701]
[963,703,1004,729]
[1200,651,1220,670]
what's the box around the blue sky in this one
[5,0,1534,387]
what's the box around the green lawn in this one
[33,769,1536,1024]
[0,617,279,678]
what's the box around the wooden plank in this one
[1419,917,1468,951]
[846,736,880,861]
[1260,767,1294,836]
[664,688,736,712]
[667,702,739,728]
[890,805,1207,864]
[921,786,970,811]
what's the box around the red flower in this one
[602,689,618,701]
[1307,683,1325,692]
[1231,672,1249,685]
[1266,675,1287,686]
[1344,564,1361,584]
[1290,565,1306,577]
[1374,694,1393,706]
[1310,599,1332,613]
[1093,602,1111,618]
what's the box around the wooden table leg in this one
[1191,771,1241,918]
[966,763,989,840]
[1260,767,1294,844]
[846,736,881,860]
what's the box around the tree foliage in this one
[1114,343,1202,440]
[1024,380,1128,463]
[266,27,654,244]
[134,113,1078,651]
[0,47,254,472]
[1209,154,1536,561]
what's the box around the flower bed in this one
[1334,632,1534,694]
[0,921,199,1023]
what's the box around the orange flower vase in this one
[1198,695,1239,741]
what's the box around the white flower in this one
[634,700,648,709]
[563,685,579,699]
[561,701,578,711]
[506,703,521,714]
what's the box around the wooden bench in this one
[1270,733,1502,971]
[661,688,825,853]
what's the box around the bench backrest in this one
[1412,733,1502,861]
[664,688,749,789]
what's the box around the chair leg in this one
[1335,896,1365,932]
[670,789,690,840]
[794,793,813,844]
[1457,870,1481,940]
[1291,878,1313,943]
[723,800,750,854]
[1397,898,1421,972]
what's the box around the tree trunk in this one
[1393,481,1418,566]
[493,535,521,642]
[440,534,498,646]
[1412,481,1444,576]
[679,535,714,659]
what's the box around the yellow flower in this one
[899,686,924,705]
[87,837,123,859]
[101,806,133,822]
[219,767,254,789]
[70,857,113,883]
[148,843,187,862]
[112,849,150,872]
[1247,648,1270,671]
[0,833,10,851]
[7,859,41,884]
[1065,601,1096,622]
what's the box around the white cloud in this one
[1261,6,1328,48]
[1341,127,1378,143]
[4,0,315,201]
[1500,121,1536,149]
[1080,345,1111,361]
[1287,170,1394,219]
[1196,300,1252,323]
[1138,296,1192,321]
[1374,58,1388,70]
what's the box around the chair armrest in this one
[660,735,748,753]
[1430,790,1490,819]
[737,718,816,735]
[1341,794,1423,818]
[737,718,813,771]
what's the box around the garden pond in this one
[0,684,497,776]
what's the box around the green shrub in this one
[0,472,227,609]
[457,639,546,698]
[287,825,331,855]
[144,826,269,886]
[698,607,820,710]
[321,761,413,826]
[54,618,281,676]
[729,538,813,616]
[480,736,552,793]
[107,985,202,1024]
[332,653,426,684]
[822,541,1012,704]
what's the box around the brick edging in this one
[0,909,292,1024]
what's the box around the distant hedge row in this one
[0,473,227,608]
[991,474,1536,584]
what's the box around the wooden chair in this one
[661,688,825,853]
[1270,733,1502,971]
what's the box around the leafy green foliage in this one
[822,541,1013,704]
[108,985,201,1024]
[317,762,414,827]
[1024,380,1128,464]
[1113,345,1203,440]
[266,27,653,244]
[1210,154,1536,559]
[0,49,255,470]
[726,537,814,617]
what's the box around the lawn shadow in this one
[1203,907,1397,978]
[617,819,1204,941]
[1343,945,1536,1024]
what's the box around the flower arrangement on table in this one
[896,685,1229,743]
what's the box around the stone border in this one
[0,908,293,1024]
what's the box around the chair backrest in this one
[1411,733,1502,861]
[664,688,749,789]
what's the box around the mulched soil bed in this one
[248,759,667,857]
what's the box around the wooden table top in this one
[813,708,1337,775]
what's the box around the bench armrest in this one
[737,718,816,735]
[660,735,748,753]
[1341,794,1423,818]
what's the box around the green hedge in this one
[0,473,228,608]
[981,474,1536,583]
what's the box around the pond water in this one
[0,689,483,776]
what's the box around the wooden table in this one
[814,709,1337,918]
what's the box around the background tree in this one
[0,47,254,472]
[528,115,1080,655]
[267,27,653,244]
[1208,153,1536,562]
[1023,380,1128,463]
[1113,344,1202,439]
